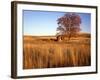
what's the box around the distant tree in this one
[57,13,81,40]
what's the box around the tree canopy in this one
[57,13,81,39]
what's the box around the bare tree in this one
[57,13,81,40]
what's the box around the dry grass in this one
[23,35,91,69]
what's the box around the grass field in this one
[23,33,91,69]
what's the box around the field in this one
[23,33,91,69]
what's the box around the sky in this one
[23,10,91,36]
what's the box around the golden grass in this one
[23,35,91,69]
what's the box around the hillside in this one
[23,33,90,43]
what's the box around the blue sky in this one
[23,10,91,36]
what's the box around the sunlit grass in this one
[23,36,91,69]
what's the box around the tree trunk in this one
[68,34,71,40]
